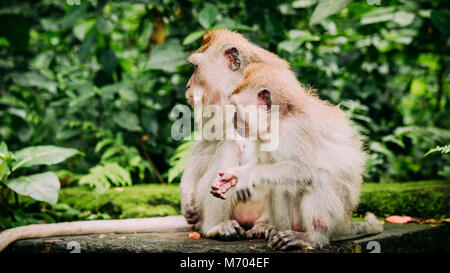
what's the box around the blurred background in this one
[0,0,448,229]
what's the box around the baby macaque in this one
[211,63,383,249]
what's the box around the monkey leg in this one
[184,206,201,224]
[204,220,246,240]
[268,225,330,251]
[268,230,313,250]
[180,141,217,224]
[246,223,277,240]
[245,208,277,240]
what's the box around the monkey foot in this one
[246,223,277,240]
[184,209,200,224]
[205,220,246,241]
[268,230,314,251]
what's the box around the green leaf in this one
[278,40,303,53]
[309,0,352,26]
[113,110,142,132]
[424,145,450,157]
[431,9,450,36]
[146,40,188,72]
[183,30,205,45]
[0,142,11,181]
[96,16,114,34]
[360,7,395,25]
[198,4,219,29]
[78,32,97,62]
[168,137,194,183]
[12,72,57,93]
[293,0,318,8]
[61,4,87,31]
[5,172,60,205]
[394,11,415,27]
[79,163,131,194]
[13,146,79,170]
[73,19,95,40]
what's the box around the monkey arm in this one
[225,160,314,192]
[179,140,216,216]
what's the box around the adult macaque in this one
[179,29,290,239]
[212,63,383,249]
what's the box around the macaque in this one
[179,29,291,239]
[211,63,383,249]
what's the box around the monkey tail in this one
[0,215,193,252]
[333,212,383,241]
[348,212,384,236]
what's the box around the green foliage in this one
[58,184,180,219]
[13,146,79,170]
[5,172,61,206]
[79,163,132,195]
[168,135,194,183]
[357,180,450,219]
[425,144,450,157]
[0,142,79,205]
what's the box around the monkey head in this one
[185,29,290,107]
[230,63,305,140]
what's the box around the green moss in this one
[59,184,181,219]
[59,180,449,220]
[357,180,449,219]
[361,180,449,193]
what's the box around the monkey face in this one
[230,88,272,139]
[186,46,244,106]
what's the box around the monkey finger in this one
[266,228,277,241]
[273,236,289,249]
[280,239,313,251]
[268,233,288,249]
[245,230,254,239]
[210,189,226,199]
[279,240,300,251]
[232,221,246,238]
[237,190,247,202]
[267,236,280,248]
[220,182,235,194]
[218,171,224,176]
[220,173,234,181]
[230,178,237,186]
[239,189,250,202]
[211,182,222,189]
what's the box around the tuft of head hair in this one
[193,28,290,70]
[234,63,307,114]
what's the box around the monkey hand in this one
[210,174,237,200]
[223,167,254,203]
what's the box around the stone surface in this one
[5,223,449,253]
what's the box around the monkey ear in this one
[258,90,271,110]
[224,47,241,71]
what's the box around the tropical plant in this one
[0,142,79,206]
